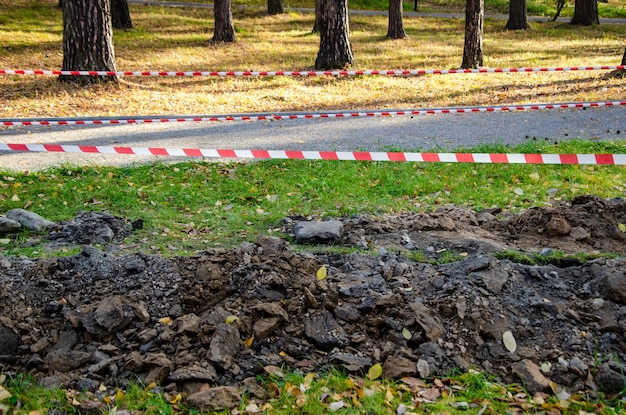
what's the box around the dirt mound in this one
[0,196,625,399]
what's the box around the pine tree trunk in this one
[111,0,133,30]
[505,0,528,30]
[315,0,354,69]
[61,0,117,83]
[213,0,235,42]
[461,0,484,69]
[312,0,321,33]
[387,0,407,39]
[622,47,626,65]
[571,0,599,25]
[268,0,284,15]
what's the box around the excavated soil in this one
[0,195,625,401]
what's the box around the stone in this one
[293,220,343,244]
[6,208,57,232]
[253,317,281,339]
[417,359,430,378]
[187,386,242,412]
[383,355,418,379]
[0,324,19,355]
[569,226,590,241]
[0,217,22,235]
[175,314,201,334]
[334,303,361,322]
[46,350,92,372]
[595,363,626,394]
[410,302,446,342]
[255,235,286,255]
[208,324,241,369]
[596,266,626,304]
[94,296,125,331]
[464,254,491,273]
[329,352,372,372]
[167,364,217,383]
[511,359,553,394]
[546,217,571,236]
[304,310,348,349]
[251,302,289,321]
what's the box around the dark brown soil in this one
[0,196,625,401]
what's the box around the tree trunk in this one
[61,0,117,83]
[313,0,321,33]
[315,0,354,69]
[505,0,528,30]
[622,47,626,65]
[461,0,484,69]
[571,0,599,25]
[387,0,407,39]
[213,0,235,42]
[111,0,133,30]
[268,0,284,15]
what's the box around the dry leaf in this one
[244,335,254,347]
[367,363,383,380]
[618,223,626,233]
[0,385,11,401]
[328,400,344,412]
[263,365,284,377]
[158,317,172,324]
[502,330,517,353]
[316,265,327,280]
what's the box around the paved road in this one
[1,105,625,171]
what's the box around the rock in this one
[251,302,289,321]
[464,255,491,273]
[293,220,343,244]
[569,226,590,241]
[94,296,125,331]
[595,363,626,394]
[187,386,242,412]
[253,317,281,339]
[46,350,92,372]
[175,314,201,334]
[511,359,553,394]
[167,364,217,383]
[208,324,241,369]
[593,264,626,304]
[383,355,418,379]
[0,217,22,235]
[546,217,571,236]
[410,303,445,342]
[0,324,19,355]
[304,310,348,349]
[417,359,430,378]
[334,303,361,322]
[6,208,57,232]
[255,235,286,255]
[329,352,372,372]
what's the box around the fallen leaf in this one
[618,223,626,233]
[503,330,517,353]
[225,315,239,324]
[0,385,11,401]
[328,400,344,412]
[402,327,412,340]
[316,265,327,280]
[158,317,172,325]
[263,365,284,377]
[244,335,254,347]
[367,363,383,380]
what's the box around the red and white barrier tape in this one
[1,65,624,78]
[2,101,625,126]
[1,143,624,165]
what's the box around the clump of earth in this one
[0,195,625,408]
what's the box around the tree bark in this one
[111,0,133,30]
[461,0,484,69]
[268,0,284,15]
[505,0,528,30]
[571,0,599,25]
[387,0,407,39]
[213,0,235,42]
[622,47,626,65]
[312,0,321,33]
[315,0,354,69]
[61,0,117,83]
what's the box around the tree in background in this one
[213,0,235,42]
[315,0,354,69]
[505,0,528,30]
[461,0,484,68]
[61,0,117,83]
[387,0,407,39]
[571,0,599,25]
[268,0,284,15]
[111,0,133,29]
[313,0,322,32]
[623,47,626,65]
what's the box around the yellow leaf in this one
[618,223,626,233]
[303,373,316,386]
[115,389,124,400]
[316,265,327,280]
[402,327,412,340]
[225,315,239,324]
[367,363,383,380]
[169,393,183,404]
[158,317,172,325]
[244,336,254,347]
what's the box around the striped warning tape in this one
[1,143,624,165]
[1,65,624,78]
[2,100,625,126]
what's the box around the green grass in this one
[1,140,626,257]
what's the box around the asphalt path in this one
[1,105,625,171]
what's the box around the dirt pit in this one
[0,195,625,401]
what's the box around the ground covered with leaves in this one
[0,195,625,413]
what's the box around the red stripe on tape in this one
[560,154,579,164]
